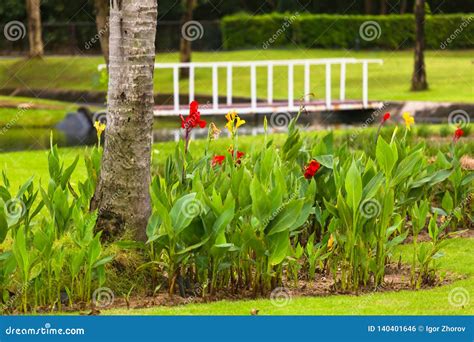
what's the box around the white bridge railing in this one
[98,58,383,115]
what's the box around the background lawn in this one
[0,49,473,103]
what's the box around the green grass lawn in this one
[102,237,474,315]
[1,49,473,103]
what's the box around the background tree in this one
[179,0,197,79]
[364,0,374,14]
[25,0,43,58]
[94,0,109,65]
[91,0,157,241]
[411,0,428,91]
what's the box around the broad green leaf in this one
[345,161,362,210]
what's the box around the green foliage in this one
[222,13,474,50]
[0,142,112,313]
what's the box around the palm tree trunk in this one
[26,0,43,58]
[179,0,196,79]
[411,0,428,91]
[94,0,110,65]
[91,0,157,241]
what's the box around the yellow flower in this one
[327,234,335,250]
[225,110,246,135]
[402,112,415,131]
[94,121,106,137]
[94,121,106,147]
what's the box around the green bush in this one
[221,13,474,50]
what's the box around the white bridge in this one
[98,58,383,116]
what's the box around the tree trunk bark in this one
[179,0,196,79]
[364,0,374,14]
[94,0,110,65]
[26,0,43,58]
[400,0,408,14]
[380,0,387,14]
[411,0,428,91]
[91,0,157,241]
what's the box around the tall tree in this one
[25,0,43,58]
[179,0,197,78]
[380,0,387,14]
[400,0,408,14]
[364,0,374,14]
[91,0,158,241]
[94,0,110,65]
[411,0,428,91]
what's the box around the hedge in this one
[221,13,474,50]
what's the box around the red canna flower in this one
[228,147,245,164]
[453,127,464,143]
[212,155,225,167]
[304,160,320,179]
[382,112,390,123]
[180,101,206,129]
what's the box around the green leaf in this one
[345,161,362,210]
[268,230,289,266]
[376,137,397,177]
[266,199,304,236]
[441,192,454,213]
[169,193,200,235]
[0,214,8,244]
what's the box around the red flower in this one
[212,155,225,167]
[228,148,245,163]
[180,101,206,129]
[453,127,464,143]
[304,160,320,179]
[382,112,390,123]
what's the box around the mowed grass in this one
[105,237,474,315]
[0,49,473,102]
